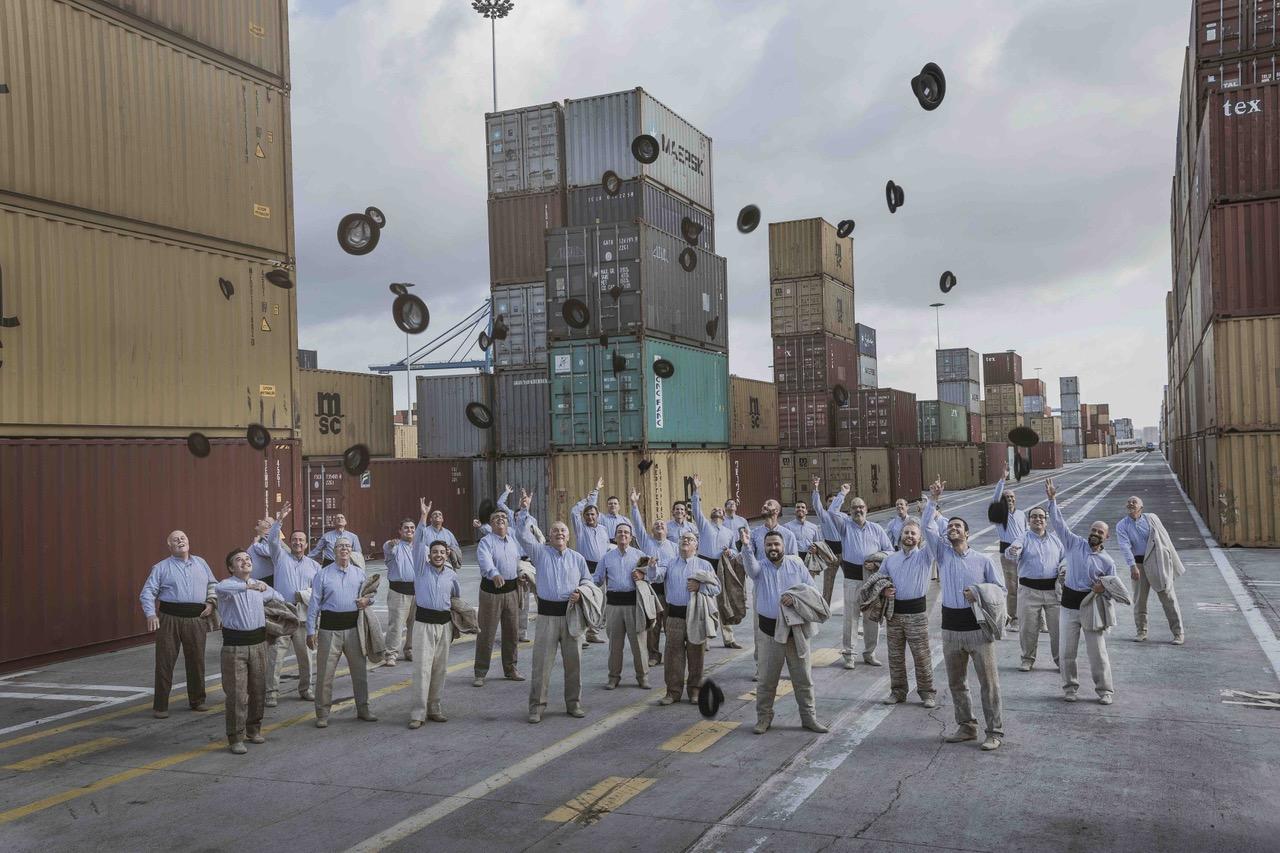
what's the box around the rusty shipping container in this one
[0,437,301,665]
[0,0,293,254]
[297,369,394,458]
[982,352,1023,387]
[921,444,982,492]
[1196,52,1279,122]
[1196,316,1280,431]
[96,0,289,80]
[1192,81,1280,242]
[304,458,474,556]
[728,449,782,517]
[1198,198,1280,323]
[1030,441,1064,471]
[836,388,918,447]
[769,275,855,340]
[0,203,296,436]
[485,102,564,196]
[767,219,854,287]
[1190,0,1280,63]
[968,413,983,443]
[982,443,1011,486]
[887,446,924,503]
[778,392,834,449]
[1021,378,1046,398]
[566,177,714,252]
[1204,430,1280,546]
[730,375,780,447]
[772,333,858,394]
[488,190,566,285]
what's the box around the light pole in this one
[472,0,514,112]
[929,302,945,350]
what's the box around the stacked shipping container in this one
[1061,376,1084,463]
[983,351,1023,444]
[936,348,982,441]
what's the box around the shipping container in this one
[1028,415,1064,444]
[917,400,968,444]
[468,458,495,528]
[493,455,551,521]
[297,348,318,370]
[1063,444,1084,464]
[857,355,878,390]
[835,389,918,447]
[490,281,548,369]
[937,348,981,383]
[728,448,782,516]
[1199,198,1280,323]
[493,367,551,456]
[887,446,924,503]
[1085,444,1106,459]
[1205,430,1280,546]
[730,375,780,447]
[545,223,728,351]
[0,203,296,436]
[1030,441,1064,470]
[937,379,982,414]
[769,275,855,340]
[416,374,493,459]
[772,333,858,394]
[0,436,300,665]
[985,415,1022,445]
[779,450,799,506]
[485,102,564,196]
[822,449,857,492]
[0,0,292,253]
[968,412,983,443]
[394,424,418,458]
[986,383,1025,416]
[1196,316,1280,431]
[1191,0,1280,63]
[549,336,728,448]
[982,352,1023,387]
[1196,52,1280,122]
[564,88,713,212]
[1023,395,1046,415]
[856,323,877,358]
[981,442,1010,486]
[548,449,728,545]
[1059,376,1080,396]
[778,392,835,449]
[1193,81,1280,243]
[488,190,566,285]
[1063,427,1082,446]
[298,369,393,458]
[767,219,855,287]
[921,444,982,492]
[853,447,893,510]
[1021,378,1046,398]
[305,458,474,554]
[566,177,714,251]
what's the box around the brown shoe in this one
[753,714,773,735]
[190,704,209,712]
[944,727,978,743]
[658,694,678,706]
[229,742,248,755]
[153,710,170,719]
[505,671,526,681]
[428,712,448,723]
[408,719,424,730]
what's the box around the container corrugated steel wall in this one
[0,0,292,254]
[1030,441,1064,470]
[494,455,551,522]
[485,102,564,196]
[1191,0,1280,62]
[887,447,923,503]
[96,0,289,79]
[1021,378,1047,398]
[1196,52,1280,122]
[416,374,493,458]
[394,424,418,458]
[981,442,1011,485]
[916,401,968,444]
[488,191,565,285]
[545,223,728,351]
[857,355,878,390]
[1208,431,1280,546]
[772,333,857,393]
[1193,81,1280,243]
[1204,198,1280,321]
[491,281,548,369]
[0,204,296,435]
[564,88,713,212]
[839,388,918,447]
[986,383,1025,415]
[1060,376,1080,395]
[779,450,798,505]
[921,445,981,492]
[494,367,551,456]
[1,437,300,665]
[549,337,729,448]
[778,392,834,449]
[728,449,782,515]
[854,447,892,510]
[468,458,495,532]
[1063,444,1084,464]
[856,324,877,358]
[769,276,854,340]
[1199,316,1280,431]
[968,413,983,443]
[985,415,1021,444]
[730,376,780,447]
[822,449,856,493]
[937,380,981,414]
[937,348,981,383]
[1027,416,1064,443]
[767,219,854,287]
[982,352,1023,387]
[297,369,393,458]
[566,178,714,252]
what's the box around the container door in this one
[597,338,643,445]
[550,343,594,447]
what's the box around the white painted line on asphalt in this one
[3,683,156,693]
[0,692,148,703]
[0,671,40,682]
[0,701,126,737]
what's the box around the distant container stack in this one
[1060,375,1084,463]
[982,351,1023,447]
[855,323,878,389]
[936,348,982,442]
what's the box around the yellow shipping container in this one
[853,447,892,510]
[1205,431,1280,547]
[767,218,854,287]
[985,383,1024,415]
[1028,416,1063,443]
[1085,444,1105,459]
[777,447,890,510]
[297,369,394,458]
[921,445,982,492]
[985,415,1021,444]
[1199,317,1280,432]
[780,449,799,506]
[769,275,855,340]
[394,423,418,458]
[0,203,295,436]
[730,375,780,447]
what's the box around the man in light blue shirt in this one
[691,476,744,649]
[993,469,1028,627]
[382,499,431,667]
[475,486,533,643]
[247,517,278,583]
[1009,506,1064,671]
[784,500,822,554]
[664,500,699,544]
[723,498,751,543]
[474,503,526,686]
[631,492,678,666]
[306,537,377,727]
[883,499,914,550]
[876,519,937,708]
[817,480,893,669]
[599,493,627,542]
[262,503,320,705]
[594,522,651,690]
[657,531,720,707]
[1118,496,1183,644]
[140,530,216,718]
[408,540,462,728]
[308,514,364,565]
[216,549,283,753]
[572,480,613,646]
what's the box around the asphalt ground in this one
[1,453,1278,852]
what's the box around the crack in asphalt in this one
[852,706,948,838]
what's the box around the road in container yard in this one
[1,455,1278,851]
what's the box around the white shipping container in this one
[857,354,878,389]
[485,102,564,196]
[491,282,548,369]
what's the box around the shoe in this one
[519,635,530,643]
[922,695,938,709]
[589,635,606,644]
[1172,635,1185,645]
[153,710,169,719]
[981,736,1001,751]
[1099,695,1114,706]
[408,719,423,729]
[383,656,397,667]
[190,704,209,712]
[863,654,883,667]
[944,727,978,743]
[1018,661,1033,672]
[528,712,542,724]
[1134,631,1148,642]
[428,712,448,722]
[724,641,744,650]
[505,671,526,682]
[648,656,661,667]
[300,690,314,701]
[1064,693,1078,703]
[802,719,829,733]
[229,742,247,755]
[567,705,586,718]
[265,696,278,708]
[659,694,678,706]
[605,677,620,690]
[472,677,485,688]
[638,676,651,689]
[403,650,413,662]
[248,733,266,744]
[315,717,329,728]
[842,656,856,671]
[753,715,773,735]
[882,695,905,705]
[688,689,700,705]
[357,710,378,722]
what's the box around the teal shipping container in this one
[549,337,728,448]
[917,400,968,444]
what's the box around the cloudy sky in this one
[289,0,1185,430]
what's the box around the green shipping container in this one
[917,400,968,444]
[549,336,729,448]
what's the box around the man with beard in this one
[630,491,679,666]
[750,499,798,559]
[1009,506,1064,672]
[876,519,937,708]
[691,475,743,649]
[309,513,364,567]
[784,499,822,555]
[813,479,892,670]
[884,499,914,550]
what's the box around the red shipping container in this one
[982,352,1023,386]
[778,391,834,448]
[1031,441,1064,471]
[887,446,923,503]
[835,388,918,447]
[1193,81,1280,243]
[1020,378,1046,398]
[1195,53,1280,127]
[1,437,302,666]
[1198,198,1280,324]
[488,190,566,285]
[772,333,858,394]
[1191,0,1279,64]
[981,442,1010,486]
[968,413,983,443]
[728,449,782,514]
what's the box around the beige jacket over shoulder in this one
[686,569,722,645]
[567,582,606,638]
[1142,513,1186,593]
[357,573,387,664]
[775,583,831,658]
[1080,574,1132,632]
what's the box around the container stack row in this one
[936,348,984,443]
[982,351,1024,448]
[1060,375,1084,463]
[1165,0,1280,546]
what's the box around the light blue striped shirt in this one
[630,506,678,569]
[139,556,216,618]
[215,578,283,631]
[571,491,613,562]
[879,546,934,600]
[595,545,645,592]
[1049,499,1116,592]
[742,551,814,619]
[477,531,522,582]
[661,556,720,607]
[922,499,1004,608]
[1115,514,1152,567]
[308,528,364,562]
[993,479,1028,545]
[823,491,892,563]
[691,491,736,557]
[248,536,276,580]
[383,523,429,584]
[783,518,822,552]
[413,563,461,610]
[1016,530,1064,580]
[306,563,369,635]
[750,521,798,559]
[264,520,321,603]
[515,511,592,601]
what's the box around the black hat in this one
[491,316,509,341]
[706,316,719,340]
[393,293,430,334]
[631,134,659,164]
[911,62,946,111]
[697,678,725,718]
[602,170,622,196]
[265,269,293,290]
[218,278,234,300]
[608,285,622,301]
[637,458,655,475]
[737,204,761,234]
[389,282,412,296]
[364,206,387,228]
[653,358,675,379]
[465,402,493,429]
[342,443,371,476]
[186,432,212,458]
[336,212,381,255]
[1014,451,1033,481]
[246,423,271,451]
[987,500,1009,525]
[562,298,590,330]
[1008,426,1040,449]
[833,384,850,408]
[612,350,627,374]
[836,220,855,239]
[886,180,905,214]
[478,498,497,523]
[598,333,609,347]
[478,330,492,351]
[939,271,957,294]
[678,247,698,272]
[680,217,703,246]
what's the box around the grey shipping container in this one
[937,380,981,414]
[937,349,981,383]
[416,374,493,458]
[297,349,318,370]
[1063,444,1084,464]
[566,178,714,252]
[545,223,728,351]
[495,455,551,519]
[856,323,877,357]
[485,102,564,196]
[857,355,878,389]
[491,282,548,369]
[564,87,713,212]
[917,400,968,444]
[1063,427,1082,446]
[1060,376,1080,395]
[1062,410,1082,429]
[494,367,551,456]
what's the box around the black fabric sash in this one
[481,577,519,594]
[319,610,358,630]
[537,598,569,617]
[606,590,637,606]
[840,561,864,580]
[825,540,843,555]
[941,605,980,631]
[893,596,926,614]
[414,607,451,625]
[159,601,205,618]
[389,580,416,596]
[1020,576,1058,591]
[222,626,267,646]
[666,603,688,620]
[1061,586,1089,610]
[757,613,778,635]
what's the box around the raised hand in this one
[1045,479,1057,500]
[693,474,702,490]
[277,501,292,521]
[629,488,640,505]
[596,476,605,491]
[839,483,851,495]
[812,475,821,489]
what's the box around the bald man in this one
[1118,496,1184,645]
[139,531,217,718]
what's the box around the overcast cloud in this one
[288,0,1183,429]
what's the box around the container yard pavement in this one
[1,455,1278,851]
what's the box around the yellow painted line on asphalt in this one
[543,776,657,823]
[739,679,792,701]
[659,720,740,753]
[810,648,842,666]
[3,737,126,771]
